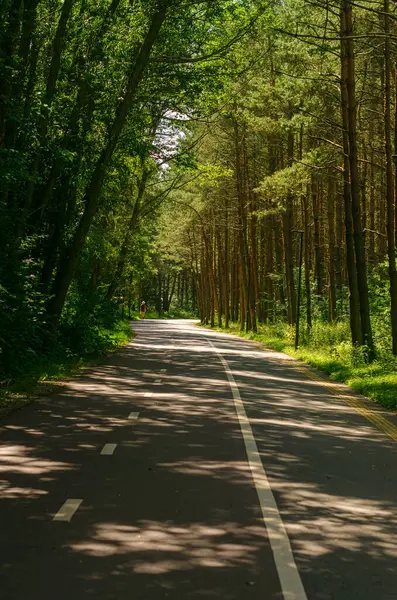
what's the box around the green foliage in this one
[0,302,132,416]
[0,315,132,413]
[0,260,48,378]
[0,263,132,396]
[1,0,258,396]
[256,161,310,204]
[59,286,124,356]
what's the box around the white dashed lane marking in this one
[101,443,117,455]
[128,412,139,419]
[53,499,82,522]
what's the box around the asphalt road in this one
[1,319,397,599]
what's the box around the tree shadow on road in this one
[0,320,396,599]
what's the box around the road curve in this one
[1,319,396,599]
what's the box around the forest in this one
[2,0,397,409]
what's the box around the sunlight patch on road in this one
[0,445,73,475]
[274,482,397,561]
[69,520,263,572]
[297,366,397,443]
[210,340,308,600]
[0,479,48,498]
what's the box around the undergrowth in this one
[0,286,133,417]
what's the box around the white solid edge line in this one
[101,443,117,455]
[128,411,140,419]
[53,499,83,522]
[209,341,307,600]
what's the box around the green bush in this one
[0,270,48,378]
[305,320,350,348]
[59,285,122,356]
[0,279,131,386]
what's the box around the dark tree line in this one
[168,0,397,359]
[0,0,261,376]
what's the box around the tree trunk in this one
[312,177,324,297]
[341,2,370,349]
[243,137,259,329]
[239,262,246,331]
[0,0,23,147]
[327,177,337,321]
[344,0,373,353]
[233,118,250,331]
[395,65,397,247]
[224,196,230,328]
[361,141,368,256]
[106,167,149,300]
[5,0,40,147]
[340,5,361,345]
[168,273,177,310]
[383,0,397,354]
[335,189,344,291]
[369,141,376,263]
[264,214,274,323]
[274,215,287,317]
[283,129,296,324]
[45,6,168,324]
[21,0,75,231]
[303,192,312,330]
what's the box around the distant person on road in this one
[140,300,147,319]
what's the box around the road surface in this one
[1,319,397,599]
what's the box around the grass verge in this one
[200,321,397,412]
[0,319,133,419]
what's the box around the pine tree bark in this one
[216,228,224,318]
[312,178,323,297]
[303,192,312,330]
[335,189,344,291]
[327,177,337,321]
[224,195,230,328]
[232,238,237,323]
[264,214,274,322]
[383,0,397,354]
[341,1,372,349]
[282,129,296,324]
[241,132,257,331]
[395,66,397,247]
[369,139,376,263]
[274,215,286,318]
[233,118,250,331]
[340,4,361,345]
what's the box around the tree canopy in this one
[2,0,397,391]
